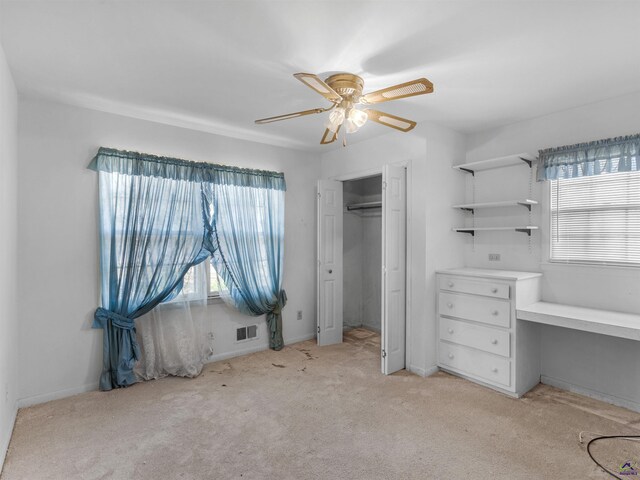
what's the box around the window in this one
[550,170,640,265]
[164,260,221,303]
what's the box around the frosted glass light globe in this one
[325,107,345,133]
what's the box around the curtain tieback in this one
[93,307,136,330]
[270,289,287,317]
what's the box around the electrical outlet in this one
[488,253,501,261]
[297,310,303,320]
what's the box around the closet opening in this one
[317,164,407,375]
[343,175,383,341]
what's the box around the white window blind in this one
[550,170,640,265]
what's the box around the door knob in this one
[491,339,498,345]
[491,287,498,294]
[448,353,454,359]
[491,367,498,373]
[447,328,454,334]
[448,281,454,287]
[491,310,499,316]
[447,303,453,309]
[328,269,333,274]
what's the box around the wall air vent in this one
[236,325,258,342]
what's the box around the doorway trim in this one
[330,159,413,374]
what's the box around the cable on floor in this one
[578,432,640,479]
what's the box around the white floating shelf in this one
[453,153,536,175]
[452,199,538,213]
[453,226,539,237]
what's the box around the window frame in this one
[162,258,221,305]
[548,170,640,268]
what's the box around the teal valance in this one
[88,147,287,191]
[537,134,640,181]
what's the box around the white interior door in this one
[381,165,407,374]
[317,180,343,346]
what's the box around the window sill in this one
[162,294,223,307]
[541,261,640,272]
[207,295,224,305]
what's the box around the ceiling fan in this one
[255,72,434,145]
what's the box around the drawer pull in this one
[491,310,499,316]
[491,367,498,373]
[448,281,454,288]
[448,353,454,359]
[491,339,498,345]
[491,287,498,294]
[447,328,454,334]
[447,303,453,309]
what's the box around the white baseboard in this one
[541,375,640,413]
[407,364,439,378]
[16,382,99,409]
[424,365,440,377]
[407,365,425,377]
[206,332,316,364]
[0,404,17,474]
[285,333,317,345]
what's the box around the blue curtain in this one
[538,133,640,181]
[90,148,287,389]
[203,181,287,350]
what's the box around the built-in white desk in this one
[437,268,640,400]
[517,302,640,342]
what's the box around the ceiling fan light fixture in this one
[325,107,345,133]
[256,72,433,145]
[348,108,368,128]
[344,117,358,134]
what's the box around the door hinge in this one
[382,349,387,358]
[382,181,387,190]
[317,192,321,198]
[317,325,320,334]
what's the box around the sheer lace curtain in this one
[135,277,212,381]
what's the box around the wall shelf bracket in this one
[518,156,533,168]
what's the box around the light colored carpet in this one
[2,328,639,479]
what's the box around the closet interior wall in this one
[343,175,382,332]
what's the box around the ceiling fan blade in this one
[360,78,433,104]
[366,109,417,132]
[320,124,341,144]
[294,73,343,104]
[255,107,326,124]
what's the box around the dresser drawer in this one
[439,342,511,387]
[439,317,510,357]
[439,292,511,328]
[439,275,509,299]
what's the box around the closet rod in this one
[346,201,382,211]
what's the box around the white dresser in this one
[436,268,542,397]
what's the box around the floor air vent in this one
[236,325,258,342]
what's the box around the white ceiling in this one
[2,1,640,152]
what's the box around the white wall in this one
[465,90,640,410]
[17,98,320,406]
[0,41,18,467]
[321,124,466,375]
